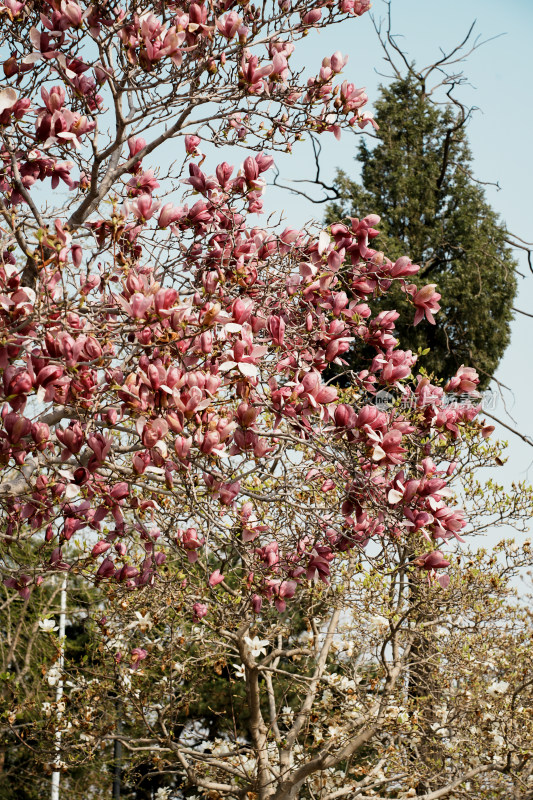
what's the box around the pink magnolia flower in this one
[216,12,242,39]
[371,430,407,466]
[412,284,442,325]
[192,602,208,620]
[31,422,50,448]
[127,169,160,195]
[219,481,241,506]
[334,404,357,429]
[414,550,450,570]
[130,647,147,670]
[87,433,112,466]
[129,194,161,221]
[391,256,420,278]
[184,134,201,154]
[251,594,263,613]
[56,421,84,455]
[0,87,18,119]
[96,557,115,580]
[306,548,333,583]
[3,574,32,600]
[116,291,153,320]
[272,579,297,612]
[414,550,451,588]
[301,8,321,25]
[339,80,368,113]
[240,51,272,94]
[3,413,31,445]
[0,0,25,19]
[62,2,84,27]
[444,365,480,394]
[158,203,183,229]
[209,569,225,587]
[91,541,111,557]
[180,527,205,562]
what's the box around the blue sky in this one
[257,0,533,527]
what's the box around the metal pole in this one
[51,575,67,800]
[112,697,123,799]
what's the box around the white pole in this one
[51,575,67,800]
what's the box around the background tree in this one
[0,569,100,800]
[326,73,518,387]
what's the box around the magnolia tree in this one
[13,523,533,800]
[0,0,517,797]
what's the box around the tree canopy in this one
[0,2,530,798]
[326,75,518,387]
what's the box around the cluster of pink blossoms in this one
[0,0,375,209]
[0,0,484,636]
[0,132,480,616]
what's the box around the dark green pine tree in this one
[326,75,517,388]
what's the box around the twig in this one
[483,411,533,448]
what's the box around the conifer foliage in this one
[327,76,517,386]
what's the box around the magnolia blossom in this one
[125,611,153,632]
[42,702,52,716]
[369,614,389,633]
[244,635,270,658]
[487,680,510,696]
[232,662,246,680]
[45,665,62,686]
[38,618,58,633]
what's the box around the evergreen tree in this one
[326,75,517,387]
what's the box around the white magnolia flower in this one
[42,702,52,716]
[337,676,356,692]
[46,665,62,686]
[118,670,132,692]
[385,704,407,721]
[155,789,171,800]
[39,618,58,634]
[327,725,343,740]
[321,689,333,705]
[313,726,324,744]
[345,708,363,722]
[244,635,269,658]
[232,662,246,680]
[126,611,153,632]
[487,680,509,696]
[342,640,355,658]
[298,630,314,645]
[211,741,227,756]
[369,614,389,634]
[106,634,125,650]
